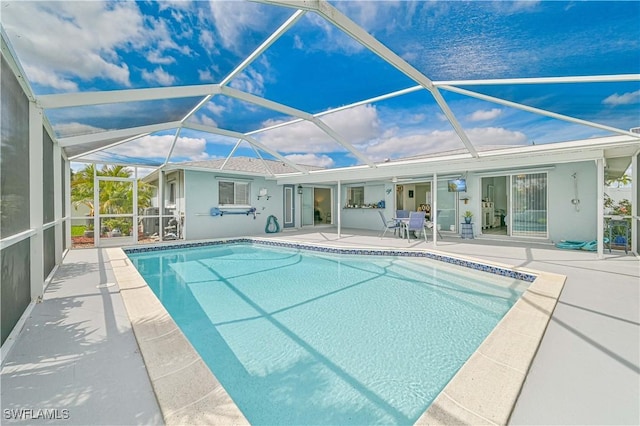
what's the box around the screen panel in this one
[43,127,55,223]
[1,239,31,345]
[1,56,31,238]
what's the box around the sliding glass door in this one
[511,173,548,237]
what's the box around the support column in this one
[159,168,164,242]
[432,173,438,246]
[94,164,100,247]
[632,151,639,255]
[65,160,72,249]
[53,142,62,263]
[133,167,139,244]
[337,180,342,238]
[596,158,604,259]
[29,103,44,300]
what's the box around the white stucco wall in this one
[547,161,597,242]
[184,170,285,240]
[339,183,393,230]
[464,160,597,242]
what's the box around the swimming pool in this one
[127,241,532,425]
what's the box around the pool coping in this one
[108,237,565,425]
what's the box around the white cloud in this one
[293,35,304,50]
[199,30,215,50]
[468,108,503,121]
[284,154,335,168]
[146,50,176,65]
[206,101,226,116]
[54,122,105,138]
[141,67,176,86]
[361,127,527,162]
[257,105,380,153]
[207,1,272,52]
[191,114,219,128]
[23,65,79,92]
[603,90,640,106]
[229,68,266,96]
[107,134,210,161]
[228,56,271,96]
[198,68,213,82]
[305,13,364,55]
[2,1,196,91]
[3,1,144,89]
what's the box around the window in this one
[511,172,547,237]
[219,181,250,205]
[168,182,176,205]
[347,186,364,206]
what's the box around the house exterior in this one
[144,139,638,254]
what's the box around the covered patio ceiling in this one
[2,0,639,173]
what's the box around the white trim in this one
[0,28,36,101]
[0,229,36,251]
[0,253,66,366]
[69,133,150,160]
[441,85,640,139]
[473,166,556,177]
[53,142,63,263]
[597,158,605,258]
[220,10,305,87]
[43,221,57,231]
[58,121,181,147]
[96,176,136,183]
[434,74,640,87]
[37,84,221,109]
[29,102,44,302]
[632,153,638,255]
[432,172,438,245]
[65,161,72,249]
[0,299,37,365]
[214,176,254,182]
[337,180,342,237]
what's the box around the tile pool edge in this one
[123,237,537,282]
[116,239,565,425]
[105,248,250,426]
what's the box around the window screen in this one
[219,181,250,205]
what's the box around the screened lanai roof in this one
[2,0,639,172]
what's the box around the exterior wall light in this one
[297,185,303,195]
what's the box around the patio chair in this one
[395,209,409,218]
[405,211,428,242]
[378,211,401,238]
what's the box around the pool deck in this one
[2,228,638,425]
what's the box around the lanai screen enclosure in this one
[1,0,639,345]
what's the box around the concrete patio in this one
[1,229,638,425]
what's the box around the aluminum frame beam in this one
[220,10,306,87]
[434,74,640,87]
[183,122,309,173]
[221,86,376,167]
[58,121,181,147]
[38,85,221,109]
[256,0,479,158]
[440,85,640,139]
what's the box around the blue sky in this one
[3,1,639,169]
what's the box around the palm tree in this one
[71,164,154,221]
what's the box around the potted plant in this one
[463,210,473,224]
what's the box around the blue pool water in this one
[128,243,529,425]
